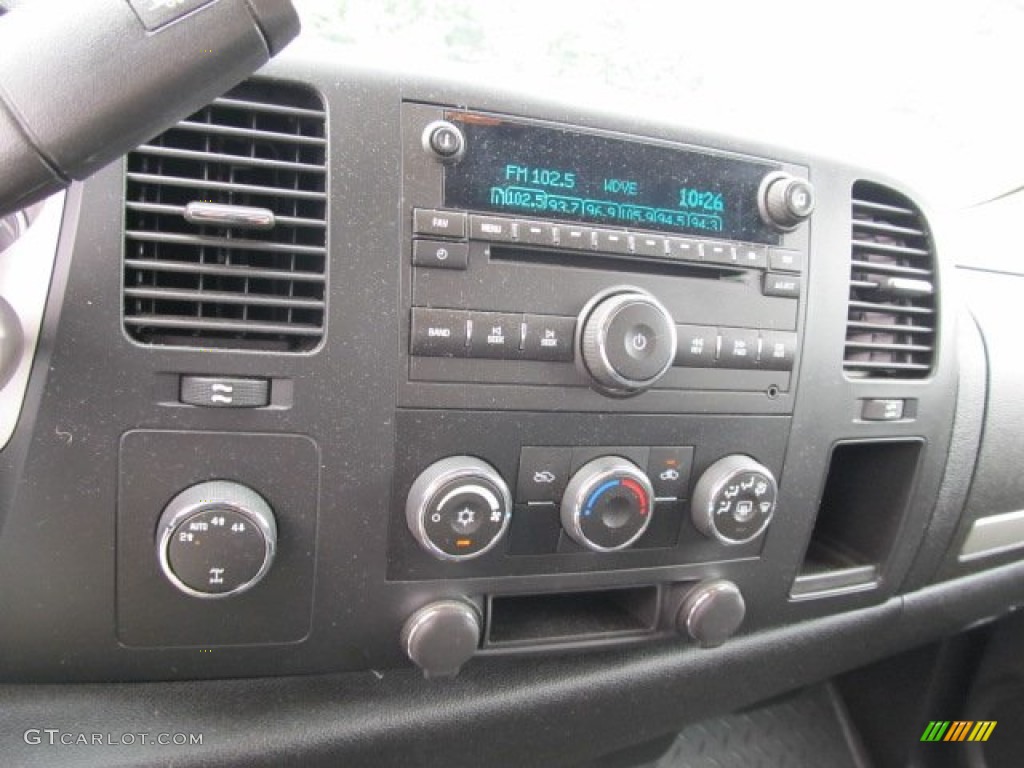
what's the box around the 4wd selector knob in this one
[157,480,277,599]
[406,456,512,561]
[578,287,677,395]
[561,456,654,551]
[691,455,778,544]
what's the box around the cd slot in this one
[489,244,744,279]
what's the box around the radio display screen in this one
[443,112,780,245]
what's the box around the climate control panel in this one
[395,419,781,578]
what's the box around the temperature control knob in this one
[691,455,778,544]
[758,172,815,231]
[561,456,654,551]
[578,287,677,396]
[157,480,277,599]
[406,456,512,561]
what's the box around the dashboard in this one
[1,39,1024,768]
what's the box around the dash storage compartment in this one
[485,586,660,649]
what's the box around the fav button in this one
[413,208,467,238]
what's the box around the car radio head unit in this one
[400,102,812,413]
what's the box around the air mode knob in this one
[578,287,677,396]
[561,456,655,551]
[691,455,778,545]
[156,480,277,599]
[758,171,815,231]
[406,456,512,561]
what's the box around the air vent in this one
[844,181,935,378]
[123,80,327,351]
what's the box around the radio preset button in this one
[413,208,467,239]
[768,249,804,273]
[759,331,797,371]
[595,229,631,255]
[718,329,760,370]
[516,220,560,247]
[469,215,516,243]
[666,238,701,262]
[468,311,523,359]
[736,245,768,269]
[632,233,666,258]
[412,239,469,270]
[522,314,575,362]
[561,225,595,250]
[763,272,802,298]
[702,242,737,266]
[674,325,718,368]
[410,308,469,357]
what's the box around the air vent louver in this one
[844,181,935,378]
[123,81,327,351]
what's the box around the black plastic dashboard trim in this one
[1,557,1021,768]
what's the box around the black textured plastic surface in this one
[647,685,858,768]
[3,558,1024,767]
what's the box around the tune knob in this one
[691,455,778,544]
[758,171,815,231]
[578,287,677,396]
[156,480,277,599]
[406,456,512,561]
[561,456,655,551]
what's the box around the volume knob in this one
[578,287,677,396]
